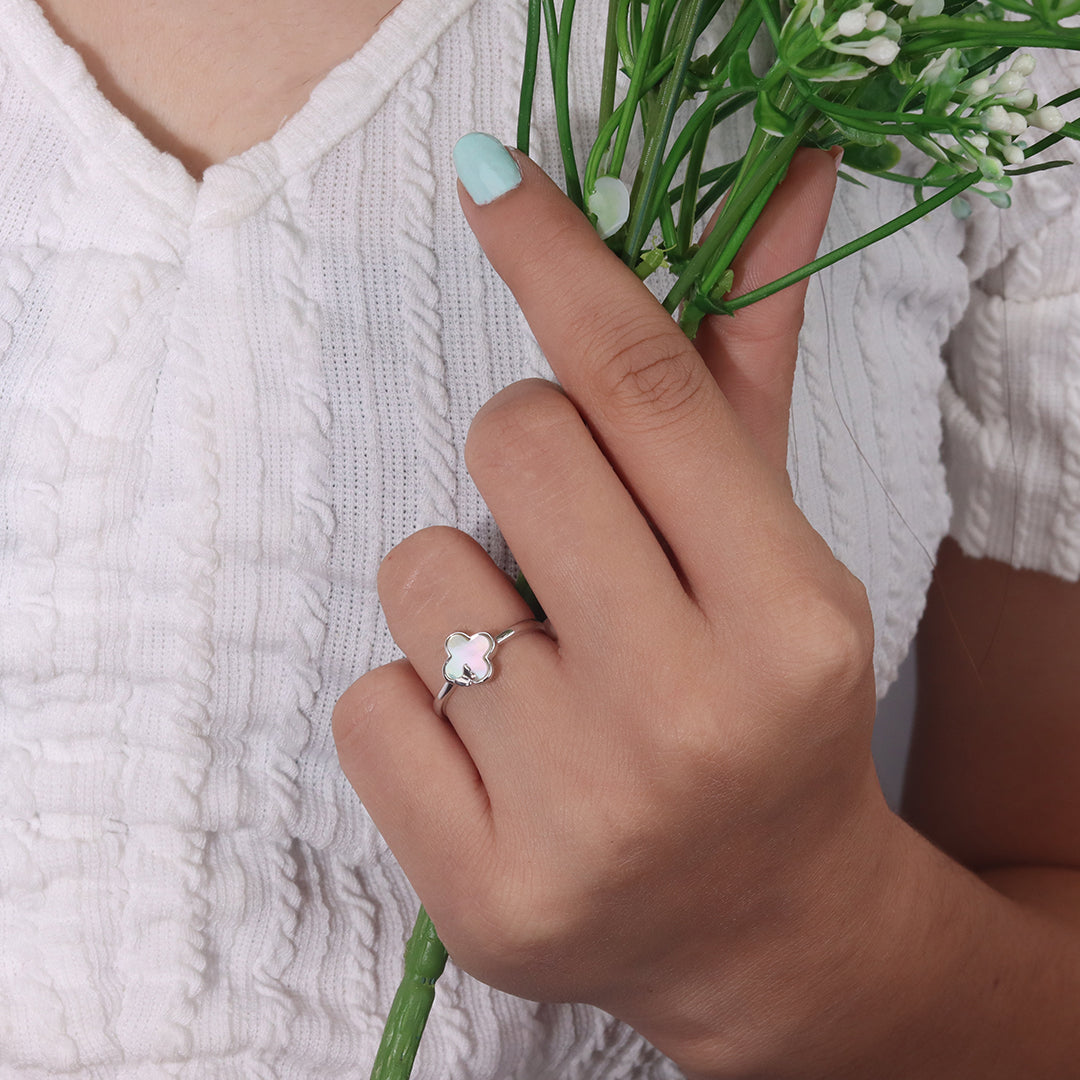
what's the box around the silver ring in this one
[434,619,545,718]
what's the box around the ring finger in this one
[377,525,560,778]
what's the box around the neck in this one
[38,0,401,177]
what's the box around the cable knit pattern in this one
[115,260,215,1064]
[1,0,1078,1075]
[397,47,458,529]
[850,195,959,688]
[942,46,1080,577]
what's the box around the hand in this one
[334,143,899,1076]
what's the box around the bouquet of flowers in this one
[524,0,1078,336]
[370,0,1079,1075]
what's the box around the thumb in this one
[694,146,841,474]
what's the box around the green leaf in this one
[826,116,889,147]
[924,52,968,113]
[842,139,903,172]
[709,268,735,301]
[754,89,795,135]
[635,247,669,279]
[729,48,756,87]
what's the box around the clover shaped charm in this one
[442,632,497,687]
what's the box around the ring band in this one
[434,619,545,718]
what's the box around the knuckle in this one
[465,380,580,477]
[584,312,709,434]
[779,578,874,700]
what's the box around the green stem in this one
[369,908,449,1080]
[708,170,982,316]
[899,20,1080,51]
[689,160,743,220]
[585,102,631,201]
[677,108,716,256]
[542,0,584,207]
[517,0,543,154]
[623,0,716,263]
[703,0,763,81]
[610,0,667,178]
[664,97,814,316]
[650,90,755,231]
[676,162,786,337]
[598,0,621,132]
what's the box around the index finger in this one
[454,134,808,608]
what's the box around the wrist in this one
[612,774,915,1078]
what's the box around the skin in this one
[338,153,1080,1078]
[37,0,401,177]
[37,2,1080,1074]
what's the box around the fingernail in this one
[828,145,844,169]
[453,133,522,205]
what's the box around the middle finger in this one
[464,378,696,655]
[457,149,804,612]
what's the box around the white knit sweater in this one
[1,0,1078,1075]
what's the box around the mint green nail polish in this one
[453,133,522,205]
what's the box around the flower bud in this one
[1002,144,1025,165]
[993,71,1024,94]
[977,154,1004,181]
[968,78,990,97]
[865,36,899,64]
[865,10,887,30]
[951,196,972,220]
[1028,105,1064,132]
[982,105,1010,131]
[836,9,868,34]
[1010,53,1036,77]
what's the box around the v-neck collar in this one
[0,0,483,225]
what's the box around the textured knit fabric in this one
[0,0,1077,1074]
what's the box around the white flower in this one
[967,77,990,97]
[982,105,1011,131]
[1002,144,1025,165]
[865,9,887,30]
[910,0,944,16]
